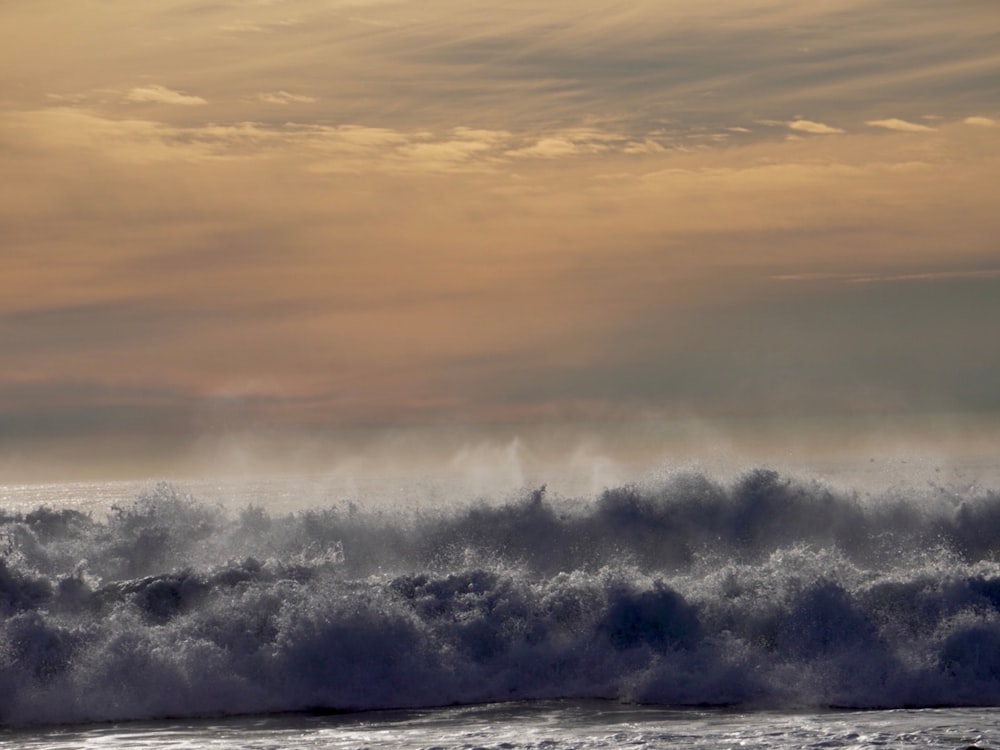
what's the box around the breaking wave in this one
[4,469,1000,726]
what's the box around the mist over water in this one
[4,449,1000,728]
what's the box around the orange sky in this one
[2,0,999,479]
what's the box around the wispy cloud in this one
[965,116,997,127]
[772,268,1000,284]
[126,85,207,106]
[255,91,318,105]
[3,108,664,172]
[788,120,845,135]
[866,118,936,133]
[218,18,300,33]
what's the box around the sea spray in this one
[3,471,1000,726]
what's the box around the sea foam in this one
[3,470,1000,726]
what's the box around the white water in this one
[3,465,1000,747]
[4,702,1000,749]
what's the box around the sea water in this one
[3,465,1000,748]
[6,702,1000,749]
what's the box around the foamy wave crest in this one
[4,470,1000,726]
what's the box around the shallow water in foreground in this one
[4,701,1000,750]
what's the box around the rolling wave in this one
[3,469,1000,726]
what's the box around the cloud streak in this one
[866,118,936,132]
[788,120,845,135]
[255,91,318,104]
[965,116,997,127]
[126,85,207,106]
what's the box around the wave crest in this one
[4,470,1000,725]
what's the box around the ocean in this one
[3,464,1000,748]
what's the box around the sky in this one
[2,0,999,481]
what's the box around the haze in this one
[2,0,998,481]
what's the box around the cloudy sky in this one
[2,0,999,479]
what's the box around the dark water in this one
[4,469,1000,729]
